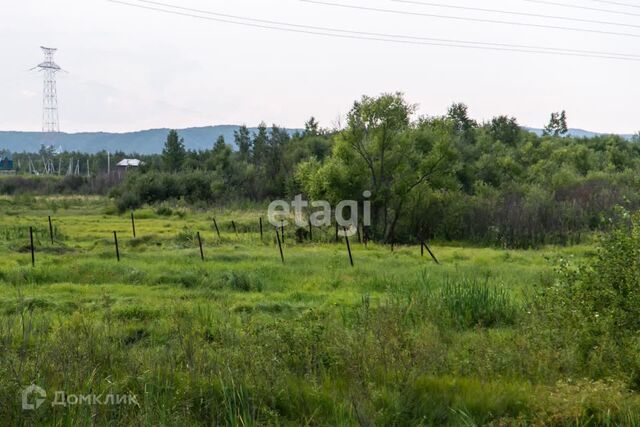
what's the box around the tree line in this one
[3,93,640,248]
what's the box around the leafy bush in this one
[116,191,141,212]
[533,208,640,384]
[570,209,640,336]
[0,175,97,195]
[155,206,173,216]
[113,171,219,212]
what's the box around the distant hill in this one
[0,125,303,155]
[525,127,635,140]
[0,125,634,155]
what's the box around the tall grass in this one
[0,196,638,425]
[438,277,518,329]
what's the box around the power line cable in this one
[300,0,640,39]
[132,0,640,56]
[106,0,640,61]
[591,0,640,9]
[120,0,640,58]
[384,0,640,29]
[519,0,640,17]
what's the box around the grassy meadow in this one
[1,195,639,426]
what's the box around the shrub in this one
[113,171,218,212]
[155,206,173,216]
[0,175,104,195]
[533,208,640,383]
[548,209,640,336]
[116,191,141,213]
[179,171,214,203]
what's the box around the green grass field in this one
[1,196,639,426]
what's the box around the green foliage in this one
[252,122,269,166]
[582,210,640,334]
[299,93,458,242]
[113,171,219,212]
[532,208,640,384]
[0,175,98,196]
[543,110,568,137]
[155,205,173,216]
[448,102,477,144]
[5,95,640,250]
[234,125,251,161]
[115,190,141,212]
[162,129,186,172]
[304,116,320,136]
[489,115,520,146]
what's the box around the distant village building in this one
[0,153,15,174]
[116,159,144,170]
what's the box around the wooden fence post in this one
[259,217,263,240]
[213,218,221,239]
[48,215,54,244]
[113,231,120,262]
[197,231,204,261]
[29,226,35,267]
[275,227,285,264]
[130,210,136,238]
[422,240,440,265]
[344,227,354,267]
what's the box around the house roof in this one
[116,159,144,167]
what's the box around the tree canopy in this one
[19,92,636,249]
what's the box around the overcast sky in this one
[1,0,638,134]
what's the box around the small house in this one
[0,155,14,173]
[116,159,144,170]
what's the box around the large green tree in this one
[162,130,186,172]
[304,117,320,137]
[447,102,477,145]
[211,135,231,172]
[234,125,252,161]
[252,122,269,166]
[299,93,457,241]
[489,115,521,147]
[543,111,568,137]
